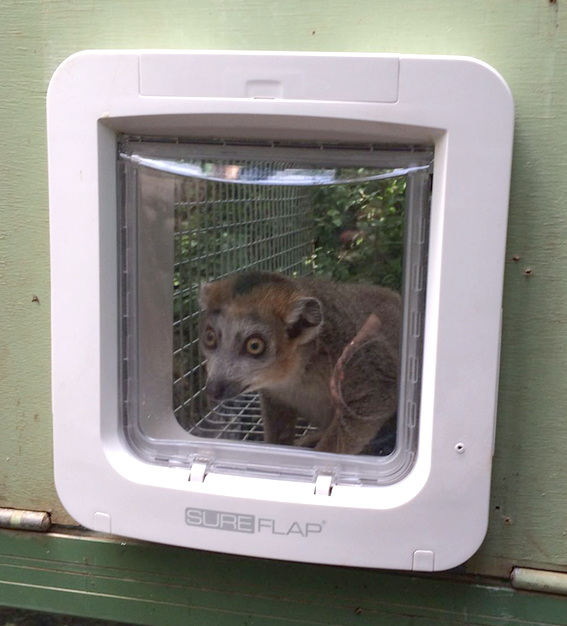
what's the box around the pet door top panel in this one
[119,137,432,487]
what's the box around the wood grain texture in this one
[2,530,567,626]
[1,0,566,577]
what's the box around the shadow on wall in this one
[0,608,135,626]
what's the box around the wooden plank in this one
[1,530,567,626]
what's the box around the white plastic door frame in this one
[47,51,514,571]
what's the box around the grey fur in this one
[200,272,401,455]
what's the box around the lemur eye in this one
[203,327,217,349]
[245,336,265,356]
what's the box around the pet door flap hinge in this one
[314,473,333,496]
[189,460,208,483]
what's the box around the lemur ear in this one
[198,282,214,310]
[286,297,323,344]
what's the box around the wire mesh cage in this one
[171,171,315,440]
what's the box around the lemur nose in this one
[206,379,240,402]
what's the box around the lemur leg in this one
[260,392,299,445]
[315,332,398,455]
[314,407,395,455]
[295,429,324,449]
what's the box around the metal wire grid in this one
[172,164,315,441]
[188,393,315,442]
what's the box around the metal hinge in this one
[512,567,567,596]
[0,508,51,532]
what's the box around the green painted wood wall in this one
[1,0,566,581]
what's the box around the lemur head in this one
[199,272,323,402]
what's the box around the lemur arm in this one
[315,314,398,455]
[260,392,299,446]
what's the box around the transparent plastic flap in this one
[118,137,432,486]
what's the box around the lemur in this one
[199,272,401,455]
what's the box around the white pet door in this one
[48,51,514,570]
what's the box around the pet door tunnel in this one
[119,137,432,486]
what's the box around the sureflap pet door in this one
[48,51,514,571]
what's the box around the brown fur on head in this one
[199,272,323,402]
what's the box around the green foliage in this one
[310,174,406,290]
[172,177,315,427]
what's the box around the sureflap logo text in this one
[185,507,323,537]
